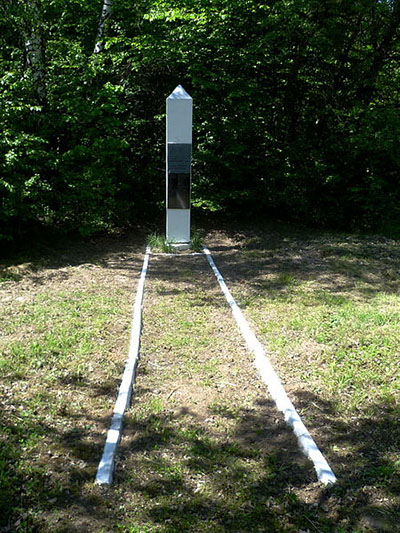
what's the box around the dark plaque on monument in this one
[168,173,191,209]
[167,143,191,209]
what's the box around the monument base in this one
[170,242,191,251]
[166,208,190,243]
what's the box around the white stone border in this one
[203,246,337,485]
[149,251,204,257]
[95,246,151,485]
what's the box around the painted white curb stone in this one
[95,246,151,485]
[149,252,204,257]
[203,246,337,485]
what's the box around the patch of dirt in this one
[104,252,338,532]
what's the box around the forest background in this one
[1,0,400,244]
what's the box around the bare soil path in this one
[112,252,320,532]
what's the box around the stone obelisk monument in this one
[166,85,192,248]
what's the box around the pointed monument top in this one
[167,85,192,100]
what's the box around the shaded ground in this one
[0,223,399,532]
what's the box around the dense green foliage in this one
[1,0,400,242]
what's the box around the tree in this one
[24,1,46,103]
[94,0,113,54]
[1,0,400,245]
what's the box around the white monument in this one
[166,85,192,247]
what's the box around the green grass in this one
[147,230,204,253]
[147,233,174,253]
[0,280,129,530]
[0,290,122,380]
[190,229,205,252]
[219,229,400,530]
[0,271,22,282]
[117,254,341,532]
[244,285,400,413]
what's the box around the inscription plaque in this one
[168,173,191,209]
[167,143,191,173]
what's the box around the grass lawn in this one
[0,224,399,532]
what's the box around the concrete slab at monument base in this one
[166,209,190,244]
[170,242,191,251]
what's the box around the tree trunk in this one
[24,1,45,103]
[25,33,45,95]
[94,0,112,54]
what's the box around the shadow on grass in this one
[115,393,399,532]
[118,402,318,532]
[0,394,114,531]
[1,389,398,531]
[0,229,148,288]
[294,390,400,531]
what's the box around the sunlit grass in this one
[147,233,174,253]
[246,287,400,413]
[0,290,122,380]
[0,284,128,529]
[232,247,400,418]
